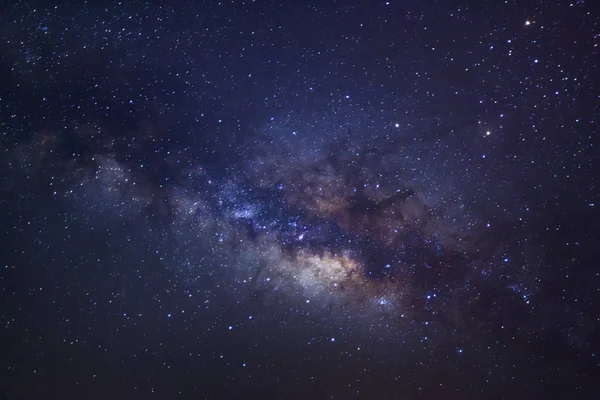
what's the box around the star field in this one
[1,1,599,399]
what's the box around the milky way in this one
[1,1,599,398]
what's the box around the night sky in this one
[1,0,599,398]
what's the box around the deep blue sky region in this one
[0,1,599,398]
